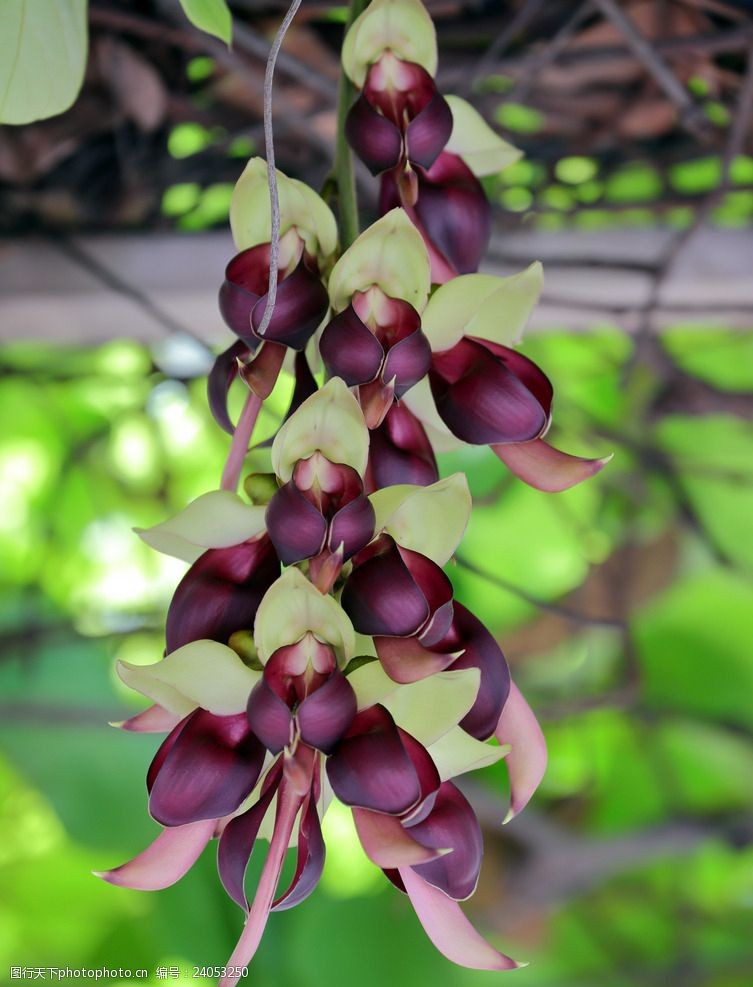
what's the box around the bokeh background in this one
[2,1,753,985]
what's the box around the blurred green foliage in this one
[1,319,752,985]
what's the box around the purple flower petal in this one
[341,538,430,638]
[345,93,403,175]
[320,305,384,386]
[297,670,357,754]
[165,536,279,653]
[149,709,266,827]
[414,153,491,276]
[366,404,438,489]
[251,262,329,351]
[374,635,458,684]
[495,680,547,823]
[207,340,253,436]
[329,492,376,561]
[219,246,267,338]
[115,703,182,733]
[399,866,521,970]
[430,338,547,445]
[95,818,216,891]
[478,340,553,419]
[382,329,432,398]
[408,782,482,901]
[217,763,282,909]
[326,705,423,815]
[246,679,294,755]
[352,806,443,868]
[265,482,327,565]
[493,439,612,492]
[272,791,325,911]
[447,603,510,741]
[406,91,454,171]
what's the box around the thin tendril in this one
[255,0,304,339]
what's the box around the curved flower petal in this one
[329,493,376,561]
[444,95,521,177]
[406,91,454,171]
[447,603,511,742]
[149,710,266,827]
[250,262,330,351]
[341,0,437,87]
[272,793,326,911]
[246,678,294,754]
[296,670,358,755]
[493,440,613,493]
[374,634,458,684]
[399,867,521,970]
[118,640,261,718]
[368,473,471,566]
[320,305,385,387]
[165,536,280,654]
[367,402,439,489]
[265,482,327,565]
[421,263,543,353]
[217,764,282,909]
[272,377,369,483]
[136,492,267,563]
[112,703,183,734]
[208,339,253,436]
[495,681,547,823]
[254,567,356,665]
[345,93,403,175]
[352,806,445,868]
[409,782,482,900]
[328,209,431,316]
[95,819,216,891]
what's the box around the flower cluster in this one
[99,1,608,983]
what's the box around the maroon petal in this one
[345,93,403,175]
[446,603,510,741]
[366,404,438,490]
[165,536,280,653]
[265,482,327,565]
[251,262,329,351]
[247,678,295,754]
[493,439,612,493]
[399,547,454,645]
[207,340,253,435]
[374,635,458,684]
[430,338,547,445]
[408,782,482,901]
[149,710,266,826]
[272,792,325,911]
[219,245,268,338]
[352,807,444,868]
[319,305,384,387]
[297,670,357,754]
[406,92,453,171]
[476,341,553,419]
[217,762,282,909]
[382,330,431,398]
[341,538,430,638]
[329,494,376,561]
[414,153,491,276]
[326,706,423,815]
[398,728,441,819]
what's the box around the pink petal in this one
[495,681,547,823]
[353,807,445,868]
[399,867,521,970]
[111,704,183,733]
[493,439,612,493]
[94,818,215,890]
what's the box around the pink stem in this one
[220,391,263,493]
[218,779,302,987]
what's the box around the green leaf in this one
[0,0,87,124]
[179,0,233,46]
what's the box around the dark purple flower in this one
[366,403,439,491]
[165,535,280,654]
[320,292,431,427]
[346,53,452,181]
[265,454,375,567]
[341,534,453,647]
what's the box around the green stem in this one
[335,0,369,250]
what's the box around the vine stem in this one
[220,391,263,493]
[334,0,369,250]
